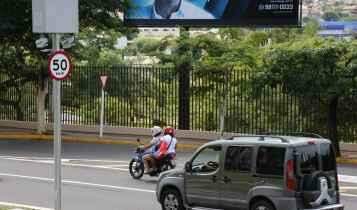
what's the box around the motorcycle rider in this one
[142,126,163,174]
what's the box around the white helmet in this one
[151,126,163,137]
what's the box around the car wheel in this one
[161,188,185,210]
[250,200,275,210]
[129,159,144,179]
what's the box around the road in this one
[0,139,356,210]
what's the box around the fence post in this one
[178,63,190,130]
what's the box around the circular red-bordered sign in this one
[48,51,73,80]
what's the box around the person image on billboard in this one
[127,0,229,19]
[125,0,300,26]
[152,0,181,19]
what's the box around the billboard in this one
[124,0,302,27]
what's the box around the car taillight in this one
[286,159,296,191]
[308,140,315,145]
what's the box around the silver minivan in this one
[156,135,344,210]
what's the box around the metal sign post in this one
[32,1,77,210]
[52,33,62,210]
[99,76,108,138]
[48,35,72,210]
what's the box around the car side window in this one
[225,146,252,172]
[256,147,285,176]
[191,145,221,174]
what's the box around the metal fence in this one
[0,65,356,143]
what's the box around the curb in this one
[0,133,201,151]
[0,201,52,210]
[336,157,357,165]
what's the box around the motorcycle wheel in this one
[129,158,144,179]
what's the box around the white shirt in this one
[161,135,177,154]
[150,135,162,146]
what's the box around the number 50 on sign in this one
[48,51,72,80]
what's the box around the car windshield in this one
[296,143,336,174]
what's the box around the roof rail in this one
[259,132,324,139]
[229,135,289,143]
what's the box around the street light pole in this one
[52,33,62,210]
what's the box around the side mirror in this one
[185,162,192,173]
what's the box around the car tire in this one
[161,188,185,210]
[250,199,275,210]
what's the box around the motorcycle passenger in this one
[153,126,177,170]
[142,126,163,174]
[160,126,177,160]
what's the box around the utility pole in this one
[52,33,62,210]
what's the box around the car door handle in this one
[223,176,231,183]
[211,175,217,183]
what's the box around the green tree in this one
[188,30,259,132]
[73,28,126,65]
[254,39,357,156]
[0,0,137,132]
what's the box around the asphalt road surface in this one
[0,140,356,210]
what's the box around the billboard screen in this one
[124,0,302,27]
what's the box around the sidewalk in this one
[0,126,356,164]
[0,127,203,151]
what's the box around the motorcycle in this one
[129,139,176,179]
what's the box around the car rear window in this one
[296,143,336,174]
[297,145,319,174]
[320,143,336,171]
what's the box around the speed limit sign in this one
[48,51,72,80]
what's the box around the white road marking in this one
[0,156,129,171]
[0,201,52,210]
[340,186,357,190]
[62,163,128,171]
[67,159,128,163]
[0,173,53,182]
[0,173,155,193]
[341,193,357,198]
[96,164,129,167]
[339,175,357,184]
[0,156,128,163]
